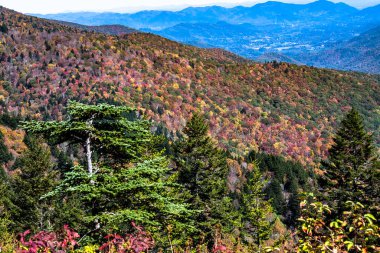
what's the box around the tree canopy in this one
[321,108,378,210]
[173,113,238,245]
[22,101,193,242]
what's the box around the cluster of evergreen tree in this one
[246,150,312,225]
[0,101,277,251]
[0,103,378,252]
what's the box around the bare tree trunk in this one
[85,136,93,176]
[85,118,94,176]
[85,119,99,230]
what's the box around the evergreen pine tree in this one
[240,160,275,251]
[22,101,155,172]
[0,23,8,34]
[173,113,237,245]
[0,176,15,250]
[321,108,378,210]
[0,129,15,242]
[265,178,285,215]
[23,101,192,243]
[11,136,57,232]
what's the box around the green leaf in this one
[344,240,354,251]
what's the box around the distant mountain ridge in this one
[30,1,380,73]
[299,25,380,74]
[33,0,361,29]
[54,21,138,35]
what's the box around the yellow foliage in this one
[74,245,99,253]
[273,142,284,152]
[0,125,27,156]
[0,229,16,253]
[172,83,179,89]
[199,100,207,108]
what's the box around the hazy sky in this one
[0,0,379,14]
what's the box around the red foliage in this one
[212,243,233,253]
[99,222,155,253]
[0,7,379,168]
[17,225,79,253]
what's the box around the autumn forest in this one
[0,6,379,253]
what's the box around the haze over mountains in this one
[301,25,380,74]
[33,0,380,73]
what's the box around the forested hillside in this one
[35,1,380,73]
[0,6,379,253]
[0,6,379,167]
[301,25,380,74]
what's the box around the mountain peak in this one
[306,0,358,12]
[310,0,341,5]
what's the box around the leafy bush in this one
[296,194,380,253]
[17,225,80,253]
[99,222,154,253]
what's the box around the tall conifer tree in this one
[173,113,237,245]
[23,101,192,241]
[11,136,57,232]
[240,161,275,251]
[321,108,378,210]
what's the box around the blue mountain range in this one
[33,0,380,73]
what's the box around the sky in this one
[0,0,379,14]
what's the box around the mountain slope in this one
[300,25,380,73]
[31,1,380,73]
[0,6,379,166]
[350,4,380,28]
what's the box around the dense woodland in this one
[0,6,379,253]
[0,7,379,166]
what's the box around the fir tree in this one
[173,113,237,245]
[0,130,14,239]
[321,108,378,210]
[10,136,57,232]
[22,101,154,173]
[0,23,8,34]
[23,101,192,242]
[0,176,15,249]
[265,178,285,215]
[246,150,309,225]
[240,160,275,251]
[45,156,193,239]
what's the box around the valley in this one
[34,0,380,73]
